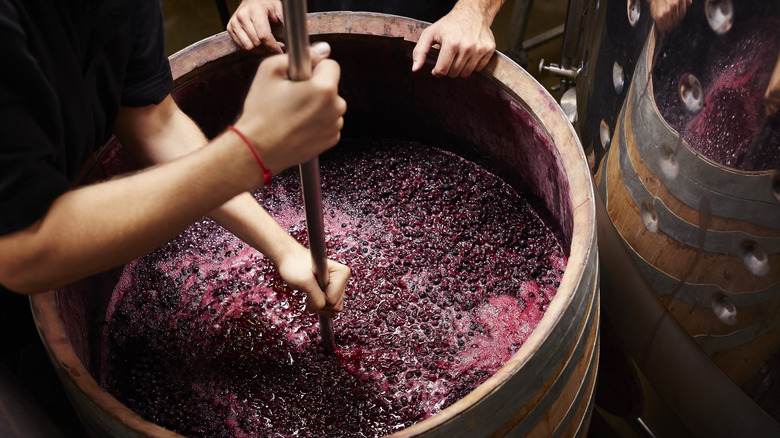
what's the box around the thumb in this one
[303,281,327,313]
[310,41,332,68]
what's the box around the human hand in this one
[765,55,780,116]
[227,0,285,54]
[649,0,692,34]
[276,245,350,319]
[412,3,496,78]
[234,42,346,176]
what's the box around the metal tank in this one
[31,12,599,437]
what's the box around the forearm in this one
[0,133,261,294]
[208,193,304,265]
[117,97,299,267]
[0,49,345,295]
[452,0,506,23]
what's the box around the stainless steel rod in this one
[282,0,336,354]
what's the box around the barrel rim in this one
[31,12,597,437]
[32,291,181,437]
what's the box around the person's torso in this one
[307,0,458,23]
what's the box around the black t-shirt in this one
[0,0,173,236]
[307,0,457,23]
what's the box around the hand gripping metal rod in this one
[282,0,336,354]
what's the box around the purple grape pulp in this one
[652,14,780,170]
[101,139,567,438]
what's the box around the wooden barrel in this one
[31,12,598,437]
[594,28,780,421]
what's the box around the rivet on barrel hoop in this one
[658,143,680,180]
[739,240,770,277]
[613,61,625,94]
[600,119,611,149]
[710,292,738,326]
[640,201,659,233]
[705,0,734,35]
[627,0,640,27]
[772,171,779,204]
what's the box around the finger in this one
[325,285,344,312]
[310,41,332,68]
[474,51,492,73]
[435,43,459,78]
[228,25,255,51]
[459,51,485,78]
[273,0,285,24]
[233,13,263,48]
[337,97,347,118]
[253,16,283,54]
[310,58,342,88]
[324,264,349,310]
[448,55,467,78]
[412,31,435,72]
[305,290,326,314]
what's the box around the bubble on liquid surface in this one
[101,139,567,438]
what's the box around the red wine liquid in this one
[101,139,566,438]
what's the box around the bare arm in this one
[0,130,260,294]
[0,48,346,303]
[115,96,347,317]
[412,0,506,78]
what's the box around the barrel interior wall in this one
[55,271,123,380]
[327,36,574,249]
[171,55,260,140]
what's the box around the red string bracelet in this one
[227,125,273,186]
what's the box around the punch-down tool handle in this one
[282,0,336,354]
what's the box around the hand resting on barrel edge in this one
[412,0,505,78]
[227,0,285,54]
[226,0,506,78]
[0,43,349,318]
